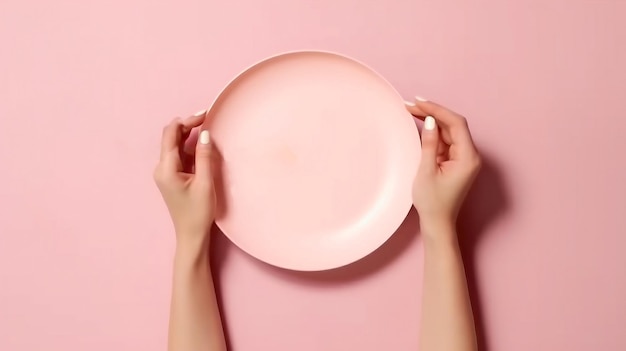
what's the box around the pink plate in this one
[205,51,420,271]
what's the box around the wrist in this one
[419,215,455,232]
[419,218,458,244]
[175,231,211,261]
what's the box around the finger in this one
[194,129,213,180]
[182,129,199,157]
[181,110,207,134]
[405,102,453,144]
[160,118,184,172]
[404,100,428,116]
[409,98,477,158]
[180,112,206,171]
[418,116,440,174]
[181,139,193,163]
[181,150,195,173]
[437,140,449,160]
[415,100,473,143]
[160,118,180,160]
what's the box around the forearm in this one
[168,235,227,351]
[419,221,477,351]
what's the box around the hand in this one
[153,112,216,243]
[405,98,481,233]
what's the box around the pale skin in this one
[154,98,481,351]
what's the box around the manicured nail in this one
[424,116,436,130]
[415,96,428,102]
[194,109,207,117]
[199,130,210,144]
[404,100,416,106]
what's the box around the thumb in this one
[419,116,439,173]
[195,129,213,179]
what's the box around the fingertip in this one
[193,109,207,117]
[199,130,210,145]
[420,116,440,150]
[405,101,427,118]
[424,116,436,131]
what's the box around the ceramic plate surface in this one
[205,51,420,271]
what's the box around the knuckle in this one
[453,115,468,129]
[162,119,179,133]
[153,167,165,184]
[469,154,482,170]
[153,166,174,185]
[475,154,483,167]
[152,165,161,178]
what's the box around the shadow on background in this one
[258,209,419,285]
[210,150,509,351]
[457,152,510,351]
[208,210,419,349]
[210,226,233,350]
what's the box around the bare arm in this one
[169,238,226,351]
[154,112,227,351]
[406,98,481,351]
[419,223,477,351]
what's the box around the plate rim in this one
[206,50,420,271]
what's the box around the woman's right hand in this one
[405,98,482,235]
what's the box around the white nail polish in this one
[424,116,436,130]
[194,109,207,117]
[415,96,428,102]
[404,100,416,106]
[199,130,210,144]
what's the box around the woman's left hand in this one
[153,112,216,243]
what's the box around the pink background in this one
[1,0,625,350]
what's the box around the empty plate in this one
[204,51,420,271]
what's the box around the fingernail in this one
[415,96,428,102]
[199,130,210,144]
[194,109,207,117]
[424,116,436,130]
[404,100,416,106]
